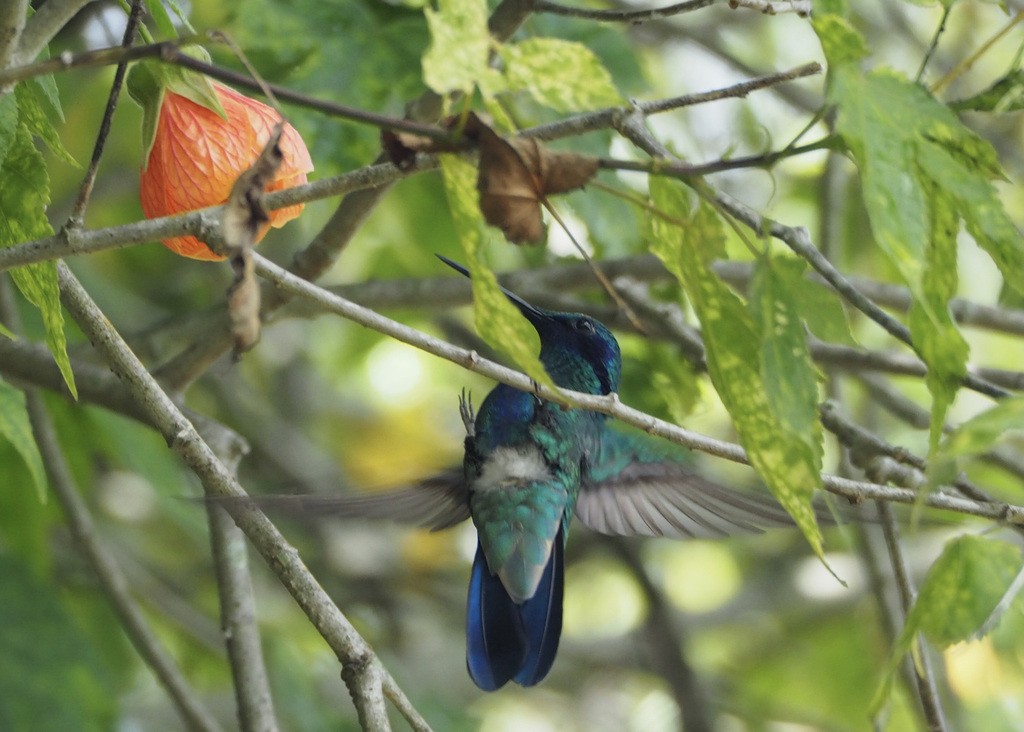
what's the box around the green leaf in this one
[749,256,824,454]
[917,141,1024,298]
[822,41,1022,450]
[648,179,825,559]
[812,14,868,67]
[951,69,1024,113]
[0,93,17,168]
[30,75,64,123]
[439,155,554,389]
[0,378,47,502]
[164,48,227,118]
[144,0,178,38]
[126,51,226,168]
[872,535,1023,711]
[792,276,857,346]
[908,177,968,452]
[0,124,77,399]
[501,38,624,112]
[422,0,490,96]
[931,396,1024,483]
[813,0,849,15]
[14,81,76,167]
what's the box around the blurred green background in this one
[3,0,1024,730]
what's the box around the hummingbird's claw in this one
[459,387,476,437]
[530,378,543,405]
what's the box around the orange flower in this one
[140,82,313,261]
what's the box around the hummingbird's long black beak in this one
[436,254,547,322]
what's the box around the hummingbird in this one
[247,256,802,690]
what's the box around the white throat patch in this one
[476,446,552,491]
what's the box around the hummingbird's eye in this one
[574,318,595,334]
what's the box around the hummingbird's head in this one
[528,310,622,396]
[437,255,622,395]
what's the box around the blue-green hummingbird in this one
[248,256,800,690]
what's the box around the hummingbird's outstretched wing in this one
[210,469,472,531]
[576,427,799,538]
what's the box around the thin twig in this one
[209,507,279,730]
[0,160,412,272]
[877,501,950,732]
[856,373,1024,489]
[534,0,714,22]
[13,0,95,65]
[203,436,279,731]
[930,11,1024,94]
[0,0,30,75]
[251,252,1024,525]
[0,279,224,732]
[613,108,1011,401]
[0,63,824,274]
[915,4,952,84]
[65,0,142,227]
[534,0,811,22]
[54,262,432,732]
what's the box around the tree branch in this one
[612,105,1011,401]
[250,252,1024,526]
[0,278,224,732]
[14,0,97,65]
[877,501,950,731]
[65,0,142,226]
[534,0,811,22]
[54,262,431,732]
[0,0,29,76]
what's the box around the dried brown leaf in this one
[222,123,286,356]
[471,117,598,244]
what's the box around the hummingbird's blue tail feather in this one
[466,529,565,690]
[514,524,564,687]
[467,543,527,691]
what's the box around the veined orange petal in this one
[140,82,313,261]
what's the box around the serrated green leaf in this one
[813,0,848,15]
[812,14,869,67]
[165,53,226,119]
[144,0,178,38]
[501,38,624,113]
[750,256,824,454]
[917,143,1024,297]
[951,70,1024,113]
[439,155,554,389]
[653,359,701,424]
[944,396,1024,458]
[909,177,968,453]
[30,75,64,123]
[165,0,194,29]
[0,124,77,400]
[14,81,77,167]
[825,61,1022,453]
[930,396,1024,484]
[422,0,490,96]
[829,68,1023,299]
[872,535,1022,711]
[648,179,824,559]
[0,93,17,168]
[0,378,47,502]
[792,276,857,345]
